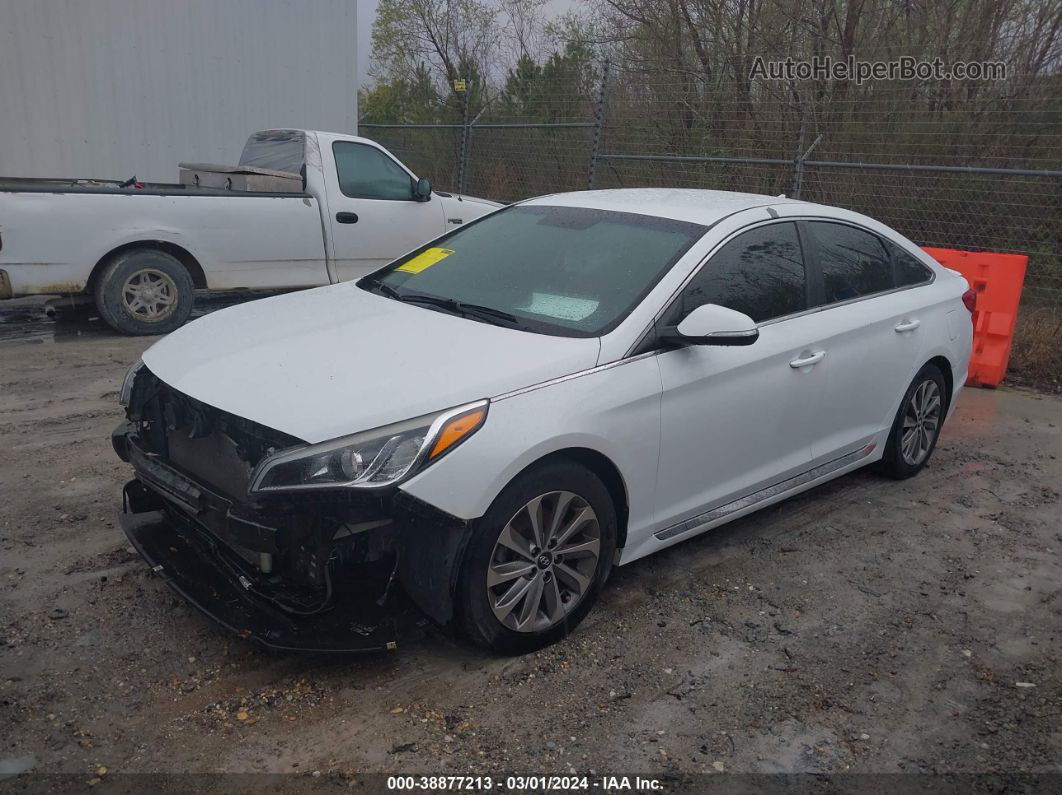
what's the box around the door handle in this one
[789,350,826,368]
[894,318,920,332]
[335,212,359,224]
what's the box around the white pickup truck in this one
[0,130,500,334]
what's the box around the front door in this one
[326,140,445,282]
[653,221,826,534]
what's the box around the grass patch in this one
[1007,301,1062,393]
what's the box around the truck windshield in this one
[359,205,706,337]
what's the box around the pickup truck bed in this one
[0,129,499,334]
[1,181,327,293]
[0,176,302,195]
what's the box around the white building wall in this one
[0,0,358,181]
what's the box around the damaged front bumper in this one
[114,416,473,654]
[120,489,399,653]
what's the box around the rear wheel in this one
[458,462,617,654]
[94,248,195,335]
[878,363,947,479]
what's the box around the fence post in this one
[587,59,610,189]
[791,104,807,199]
[790,104,822,201]
[456,79,471,194]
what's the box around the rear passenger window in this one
[681,222,806,323]
[889,243,934,287]
[808,222,892,303]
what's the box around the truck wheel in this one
[94,249,195,335]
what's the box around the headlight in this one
[248,399,488,494]
[119,359,145,406]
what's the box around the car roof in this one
[523,188,806,226]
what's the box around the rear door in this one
[323,141,446,281]
[799,221,932,465]
[653,221,827,535]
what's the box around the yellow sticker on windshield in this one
[396,247,455,274]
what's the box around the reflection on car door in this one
[799,222,932,465]
[653,221,826,536]
[326,141,444,281]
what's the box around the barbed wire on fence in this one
[360,64,1061,302]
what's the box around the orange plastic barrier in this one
[921,247,1028,388]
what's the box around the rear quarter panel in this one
[890,241,973,420]
[937,268,974,416]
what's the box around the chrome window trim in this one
[803,218,936,303]
[624,214,802,356]
[626,213,939,354]
[757,278,936,327]
[496,212,942,401]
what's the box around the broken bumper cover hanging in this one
[119,499,399,654]
[114,425,403,653]
[113,405,475,651]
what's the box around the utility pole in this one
[587,59,610,189]
[455,78,471,195]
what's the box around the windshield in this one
[359,205,706,337]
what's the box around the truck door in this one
[325,141,446,282]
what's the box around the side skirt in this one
[654,443,878,543]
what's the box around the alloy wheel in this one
[486,490,601,633]
[901,379,941,466]
[122,268,179,321]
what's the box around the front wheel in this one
[94,248,195,335]
[458,461,617,654]
[877,362,948,479]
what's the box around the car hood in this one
[142,282,600,444]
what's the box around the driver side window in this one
[332,141,414,201]
[679,222,808,323]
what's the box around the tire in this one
[877,362,948,479]
[457,461,617,654]
[93,248,195,335]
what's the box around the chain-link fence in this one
[361,64,1062,305]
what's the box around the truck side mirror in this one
[414,177,432,202]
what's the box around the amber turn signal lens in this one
[430,407,487,459]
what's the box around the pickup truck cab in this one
[0,129,500,334]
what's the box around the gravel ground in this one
[1,305,1059,790]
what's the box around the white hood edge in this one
[142,282,600,444]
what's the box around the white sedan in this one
[114,189,974,654]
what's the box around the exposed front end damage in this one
[113,366,472,653]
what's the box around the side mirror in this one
[663,303,759,346]
[414,177,432,202]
